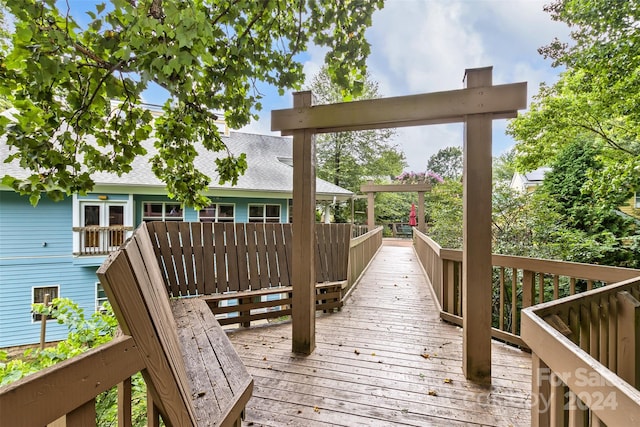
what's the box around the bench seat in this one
[97,223,253,426]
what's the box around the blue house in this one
[0,126,352,347]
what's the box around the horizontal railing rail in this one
[522,276,640,426]
[413,229,640,348]
[72,225,133,256]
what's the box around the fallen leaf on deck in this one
[354,349,360,355]
[371,352,376,356]
[420,353,430,359]
[443,378,452,384]
[313,406,320,413]
[428,390,438,396]
[262,356,267,361]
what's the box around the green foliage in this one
[507,0,640,202]
[0,298,149,425]
[426,146,462,180]
[425,179,463,248]
[0,0,384,208]
[309,66,405,193]
[492,150,517,184]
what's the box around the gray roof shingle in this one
[1,131,353,200]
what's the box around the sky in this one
[240,0,573,173]
[61,0,572,174]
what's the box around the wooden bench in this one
[146,222,352,326]
[97,223,252,426]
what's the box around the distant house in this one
[509,166,551,193]
[0,128,352,347]
[619,192,640,220]
[510,167,640,221]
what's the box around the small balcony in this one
[72,226,134,256]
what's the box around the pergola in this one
[271,67,526,384]
[360,181,432,233]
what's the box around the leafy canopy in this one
[0,0,384,207]
[507,0,640,199]
[426,146,462,180]
[308,66,405,193]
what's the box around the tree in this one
[537,137,639,267]
[507,0,640,201]
[0,0,384,207]
[426,146,462,180]
[307,67,405,223]
[309,67,405,192]
[492,149,517,184]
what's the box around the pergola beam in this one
[360,183,432,193]
[272,82,526,133]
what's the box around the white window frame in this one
[32,285,60,323]
[248,203,281,223]
[72,194,133,254]
[96,282,109,313]
[198,203,236,223]
[635,192,640,208]
[141,201,184,221]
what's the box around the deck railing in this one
[72,226,133,256]
[413,229,640,347]
[1,223,382,425]
[521,276,640,426]
[346,226,383,296]
[0,335,147,426]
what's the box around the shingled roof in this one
[1,131,353,201]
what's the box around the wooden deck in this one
[228,240,532,426]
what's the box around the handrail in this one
[0,335,144,426]
[413,229,640,347]
[346,226,383,296]
[521,276,640,426]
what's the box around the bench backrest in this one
[97,222,196,426]
[146,222,352,297]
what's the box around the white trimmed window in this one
[199,203,235,223]
[248,204,281,223]
[142,202,183,221]
[32,285,59,321]
[96,282,109,313]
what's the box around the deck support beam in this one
[291,91,317,354]
[462,67,493,384]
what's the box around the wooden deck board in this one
[228,242,531,426]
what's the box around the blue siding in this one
[0,190,290,347]
[0,192,102,347]
[0,192,73,258]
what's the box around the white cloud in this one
[242,0,572,172]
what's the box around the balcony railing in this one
[522,276,640,426]
[413,229,640,348]
[72,226,133,256]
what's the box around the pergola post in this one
[272,69,526,377]
[366,184,375,229]
[291,91,316,354]
[417,191,425,233]
[462,67,493,384]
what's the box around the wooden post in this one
[118,378,133,427]
[39,293,50,350]
[417,191,425,233]
[462,66,493,384]
[366,182,375,230]
[531,353,551,427]
[616,290,640,388]
[291,91,317,354]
